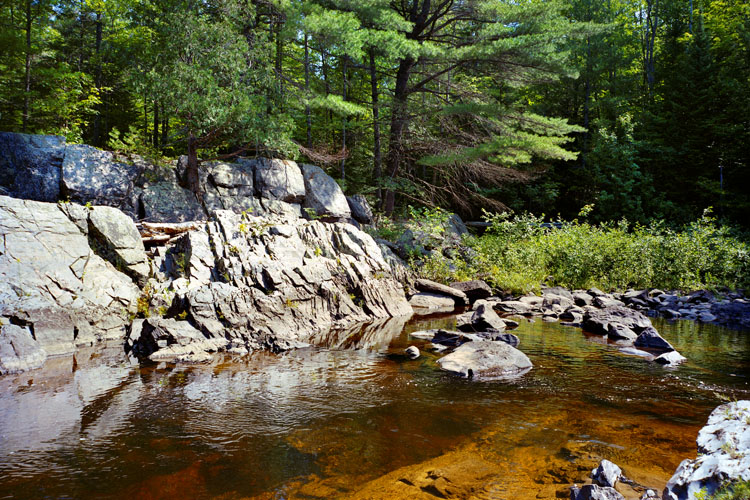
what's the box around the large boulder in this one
[60,144,140,215]
[437,340,532,380]
[87,206,149,285]
[664,401,750,500]
[347,194,374,225]
[139,178,206,222]
[301,164,351,220]
[450,280,492,303]
[634,327,675,352]
[0,196,139,364]
[0,132,65,202]
[201,159,259,215]
[582,306,653,336]
[468,302,506,331]
[254,158,305,203]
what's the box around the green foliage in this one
[416,209,749,295]
[696,481,750,500]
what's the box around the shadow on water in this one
[0,314,748,499]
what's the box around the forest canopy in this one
[0,0,747,225]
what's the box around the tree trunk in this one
[186,133,202,201]
[341,56,348,181]
[161,104,168,151]
[92,10,103,146]
[275,18,283,109]
[322,52,331,147]
[153,100,159,148]
[369,49,382,204]
[304,33,311,149]
[383,57,416,214]
[23,0,31,133]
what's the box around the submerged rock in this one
[437,340,532,380]
[663,400,750,500]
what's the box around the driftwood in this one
[140,221,203,235]
[139,221,204,247]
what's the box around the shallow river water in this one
[1,315,748,499]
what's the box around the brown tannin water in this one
[1,316,748,499]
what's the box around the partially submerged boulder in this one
[437,340,532,380]
[0,323,47,375]
[592,460,622,488]
[570,484,625,500]
[129,317,228,363]
[663,401,750,500]
[582,306,652,336]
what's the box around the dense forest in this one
[0,0,748,225]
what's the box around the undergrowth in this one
[413,207,749,295]
[696,481,750,500]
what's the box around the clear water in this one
[0,315,748,499]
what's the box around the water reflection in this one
[0,316,748,499]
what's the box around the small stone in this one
[405,346,420,359]
[654,350,687,366]
[592,459,622,488]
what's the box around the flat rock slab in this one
[437,340,532,380]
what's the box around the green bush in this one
[413,208,749,295]
[697,481,750,500]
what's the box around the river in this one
[1,315,748,499]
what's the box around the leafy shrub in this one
[696,481,750,500]
[413,208,749,295]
